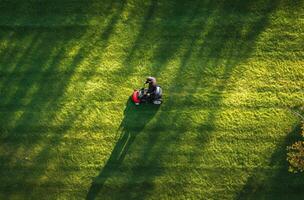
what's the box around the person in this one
[143,76,162,104]
[145,76,157,95]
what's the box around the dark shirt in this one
[148,83,157,94]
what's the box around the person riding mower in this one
[132,77,162,105]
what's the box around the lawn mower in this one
[132,82,162,105]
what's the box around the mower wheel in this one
[153,100,162,105]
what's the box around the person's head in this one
[146,77,156,85]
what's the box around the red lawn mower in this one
[132,77,162,105]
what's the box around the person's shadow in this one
[86,98,160,200]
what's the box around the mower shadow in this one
[86,98,160,200]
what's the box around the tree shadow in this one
[86,98,159,200]
[236,124,304,200]
[0,0,126,198]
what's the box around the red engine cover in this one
[132,90,141,103]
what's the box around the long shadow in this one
[108,0,158,84]
[86,98,159,200]
[236,124,304,200]
[0,1,126,198]
[0,27,89,199]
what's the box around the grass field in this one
[0,0,304,199]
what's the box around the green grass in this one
[0,0,304,199]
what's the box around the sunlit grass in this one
[0,0,304,199]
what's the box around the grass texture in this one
[0,0,304,199]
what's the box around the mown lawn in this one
[0,0,303,199]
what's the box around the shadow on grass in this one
[86,98,159,200]
[0,0,125,198]
[237,124,304,200]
